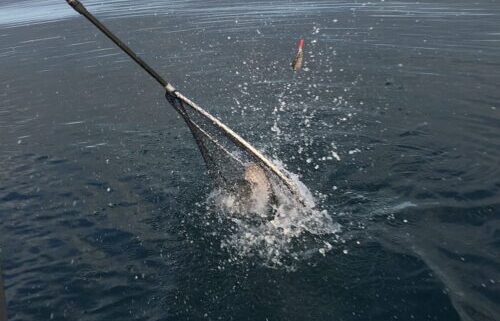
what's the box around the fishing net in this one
[65,0,305,214]
[165,89,305,214]
[67,0,340,268]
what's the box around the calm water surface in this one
[1,0,499,320]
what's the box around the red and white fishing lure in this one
[292,38,304,71]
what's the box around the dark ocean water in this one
[1,0,499,320]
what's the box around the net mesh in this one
[165,91,304,211]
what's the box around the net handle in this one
[66,0,174,94]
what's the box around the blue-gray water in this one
[1,0,499,320]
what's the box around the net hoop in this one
[167,89,304,205]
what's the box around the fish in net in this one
[165,87,306,216]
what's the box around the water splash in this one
[207,163,341,269]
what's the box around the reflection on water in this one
[1,0,499,320]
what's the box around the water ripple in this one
[1,0,498,29]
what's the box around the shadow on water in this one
[0,0,499,320]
